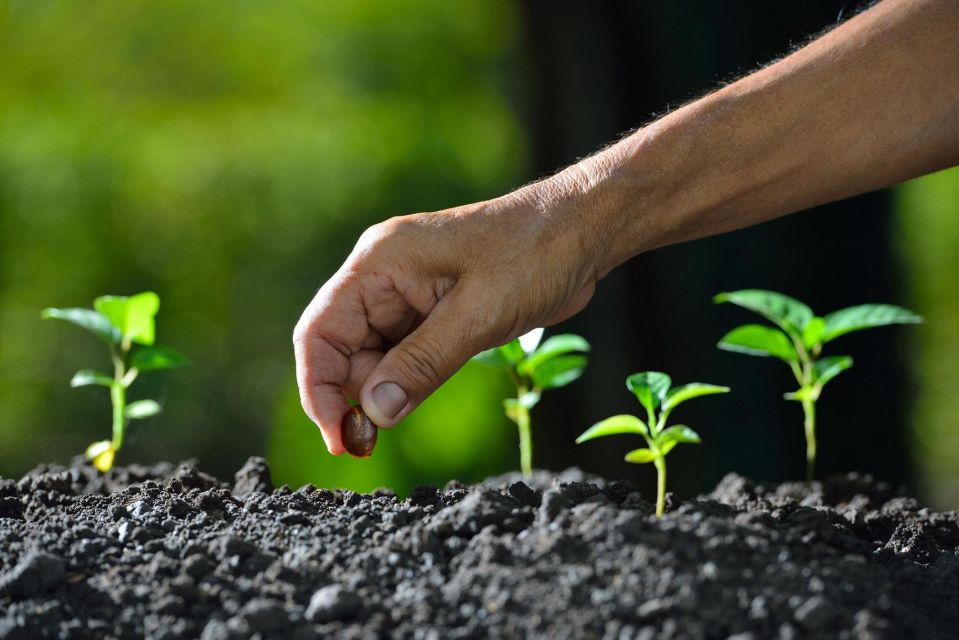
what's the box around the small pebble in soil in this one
[306,584,362,623]
[341,406,378,457]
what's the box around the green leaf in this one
[131,346,190,372]
[70,370,114,388]
[473,339,526,368]
[626,372,672,414]
[531,354,587,390]
[472,347,511,368]
[821,304,923,343]
[714,290,814,338]
[717,324,798,364]
[576,414,648,443]
[624,448,658,464]
[656,425,701,448]
[661,383,730,414]
[813,355,853,387]
[94,292,161,346]
[520,334,591,375]
[802,317,825,349]
[125,399,161,420]
[42,308,121,344]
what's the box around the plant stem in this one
[793,346,818,483]
[802,396,817,483]
[110,346,128,451]
[516,391,533,478]
[111,383,126,449]
[654,457,667,517]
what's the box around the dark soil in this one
[1,458,957,640]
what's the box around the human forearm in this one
[557,0,959,275]
[295,0,959,446]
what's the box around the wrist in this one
[545,129,667,278]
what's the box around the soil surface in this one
[1,458,957,639]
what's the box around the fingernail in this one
[371,382,407,421]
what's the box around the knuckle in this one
[357,216,410,251]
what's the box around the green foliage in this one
[94,292,161,347]
[715,289,922,480]
[714,324,798,364]
[0,0,527,485]
[40,308,122,345]
[895,166,959,509]
[474,328,590,477]
[43,292,187,471]
[576,371,728,516]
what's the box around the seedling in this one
[577,372,728,517]
[714,289,922,481]
[473,328,590,477]
[43,292,188,471]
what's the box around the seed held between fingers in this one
[341,406,378,458]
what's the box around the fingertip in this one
[300,385,350,456]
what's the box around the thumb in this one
[359,291,488,428]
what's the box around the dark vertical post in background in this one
[516,1,912,496]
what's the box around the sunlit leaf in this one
[821,304,922,343]
[520,334,591,375]
[42,308,121,344]
[125,399,162,420]
[132,346,190,371]
[656,425,701,449]
[576,414,648,443]
[474,339,525,368]
[813,355,853,387]
[661,383,729,414]
[802,317,825,349]
[714,289,813,338]
[624,448,658,464]
[531,354,587,390]
[518,328,545,354]
[626,372,672,414]
[717,324,798,364]
[70,370,114,388]
[94,292,161,346]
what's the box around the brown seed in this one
[341,406,378,458]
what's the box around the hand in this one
[293,175,606,454]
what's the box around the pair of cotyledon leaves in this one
[42,292,189,419]
[714,289,921,395]
[576,372,729,464]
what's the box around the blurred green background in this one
[1,1,956,505]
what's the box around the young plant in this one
[714,289,922,481]
[577,372,728,517]
[43,291,188,472]
[473,328,590,478]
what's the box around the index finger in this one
[293,276,370,454]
